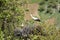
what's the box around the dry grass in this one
[24,3,40,21]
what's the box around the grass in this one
[0,0,60,40]
[30,0,45,3]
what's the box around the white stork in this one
[30,13,41,22]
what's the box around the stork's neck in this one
[30,13,38,19]
[30,14,33,18]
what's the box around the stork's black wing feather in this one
[34,19,41,22]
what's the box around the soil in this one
[24,3,40,21]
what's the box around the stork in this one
[30,13,41,22]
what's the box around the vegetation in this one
[0,0,60,40]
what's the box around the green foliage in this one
[0,0,25,40]
[0,28,4,40]
[0,0,60,40]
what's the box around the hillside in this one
[0,0,60,40]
